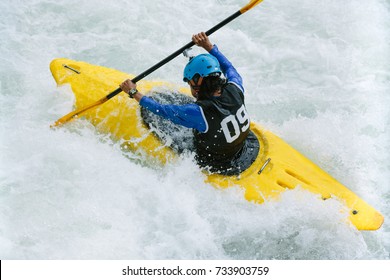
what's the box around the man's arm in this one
[192,32,244,92]
[209,45,243,92]
[119,80,207,132]
[139,96,208,132]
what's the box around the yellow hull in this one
[50,58,384,230]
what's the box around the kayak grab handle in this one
[63,64,81,74]
[258,158,271,175]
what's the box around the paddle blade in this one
[51,97,108,127]
[240,0,264,14]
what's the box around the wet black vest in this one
[195,83,258,175]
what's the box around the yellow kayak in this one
[50,58,384,231]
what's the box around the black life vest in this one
[195,83,258,175]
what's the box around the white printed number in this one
[220,105,250,143]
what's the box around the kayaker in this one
[120,32,259,175]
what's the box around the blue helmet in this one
[183,54,222,82]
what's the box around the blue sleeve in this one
[139,96,208,132]
[209,45,244,93]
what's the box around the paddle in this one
[52,0,264,127]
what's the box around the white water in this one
[1,0,389,259]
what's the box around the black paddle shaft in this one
[106,10,242,100]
